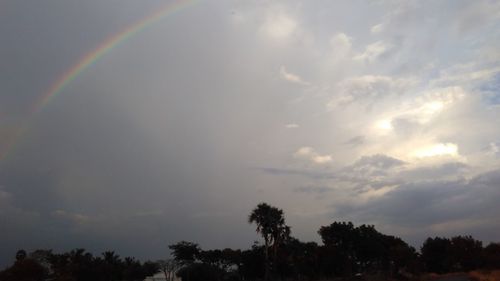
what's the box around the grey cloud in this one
[261,154,404,183]
[51,210,90,225]
[337,154,406,183]
[344,135,365,146]
[452,0,500,34]
[334,169,500,241]
[397,162,468,181]
[261,154,406,195]
[263,153,405,180]
[351,154,406,170]
[259,167,335,180]
[293,185,333,195]
[329,75,416,108]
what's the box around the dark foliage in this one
[248,203,290,280]
[0,256,48,281]
[168,241,201,266]
[0,249,157,281]
[318,222,418,278]
[176,263,223,281]
[421,235,484,273]
[483,243,500,269]
[2,203,499,281]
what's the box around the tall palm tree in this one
[248,202,289,280]
[102,251,121,281]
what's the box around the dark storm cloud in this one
[397,162,469,181]
[334,169,500,239]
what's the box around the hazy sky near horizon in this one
[1,0,500,266]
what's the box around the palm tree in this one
[248,202,290,280]
[102,251,121,281]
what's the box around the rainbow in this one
[33,0,198,113]
[0,0,198,162]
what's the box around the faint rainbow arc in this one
[0,0,198,162]
[33,0,198,114]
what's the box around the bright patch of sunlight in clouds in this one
[294,147,333,165]
[412,143,459,159]
[374,119,393,132]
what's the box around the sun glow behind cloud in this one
[375,119,393,132]
[413,143,459,158]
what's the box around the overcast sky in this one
[1,0,500,267]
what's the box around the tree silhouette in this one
[318,221,357,276]
[239,242,265,280]
[176,263,222,281]
[102,251,122,281]
[248,202,289,280]
[157,258,179,281]
[169,241,200,266]
[0,254,47,281]
[450,235,483,271]
[0,248,158,281]
[421,237,453,273]
[483,242,500,269]
[15,250,27,262]
[318,221,418,277]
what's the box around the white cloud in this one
[365,86,466,139]
[313,155,333,164]
[285,123,299,129]
[261,10,297,39]
[328,75,417,108]
[295,146,314,157]
[280,66,309,85]
[353,41,393,62]
[370,23,385,34]
[330,32,352,58]
[489,142,500,156]
[409,86,465,122]
[294,146,332,165]
[431,65,500,87]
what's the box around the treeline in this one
[1,202,500,281]
[166,227,500,281]
[421,236,500,273]
[0,249,159,281]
